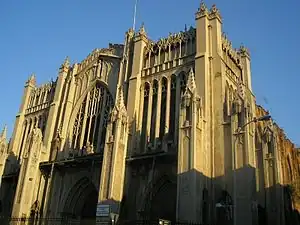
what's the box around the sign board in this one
[96,204,110,217]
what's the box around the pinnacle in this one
[0,125,7,140]
[138,22,147,36]
[63,56,70,68]
[26,73,36,86]
[186,68,196,92]
[117,86,126,110]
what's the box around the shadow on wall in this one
[0,151,19,218]
[119,163,300,225]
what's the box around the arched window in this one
[159,78,167,141]
[141,83,150,150]
[169,75,177,140]
[71,83,113,153]
[179,72,187,95]
[150,80,158,143]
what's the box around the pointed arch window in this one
[71,83,113,153]
[169,75,177,140]
[159,78,168,140]
[179,72,187,95]
[141,83,150,150]
[150,80,158,143]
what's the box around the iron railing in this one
[0,217,214,225]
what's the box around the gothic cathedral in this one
[0,3,299,225]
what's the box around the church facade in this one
[0,2,299,225]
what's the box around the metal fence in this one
[0,218,213,225]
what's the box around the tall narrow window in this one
[141,83,150,150]
[169,75,177,140]
[99,96,113,153]
[179,72,187,95]
[150,80,158,143]
[71,83,113,153]
[267,139,273,154]
[159,78,167,140]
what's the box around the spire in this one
[132,0,138,31]
[26,73,36,86]
[0,125,7,140]
[186,68,196,93]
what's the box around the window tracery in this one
[180,72,187,94]
[71,83,113,153]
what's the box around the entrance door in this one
[63,177,98,223]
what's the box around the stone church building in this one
[0,2,299,225]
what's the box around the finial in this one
[186,68,196,92]
[63,56,70,67]
[184,24,187,32]
[238,44,250,58]
[209,4,222,21]
[138,22,146,36]
[127,28,135,38]
[196,0,208,19]
[60,56,70,73]
[26,73,36,86]
[0,125,7,140]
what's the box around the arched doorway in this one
[143,175,177,222]
[62,177,98,221]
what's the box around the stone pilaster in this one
[177,68,203,223]
[9,74,36,157]
[98,87,129,220]
[43,57,70,153]
[11,128,44,218]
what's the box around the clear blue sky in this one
[0,0,299,145]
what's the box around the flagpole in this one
[133,0,138,31]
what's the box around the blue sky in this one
[0,0,299,145]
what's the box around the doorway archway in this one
[62,177,98,220]
[142,175,177,222]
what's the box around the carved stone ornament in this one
[138,23,147,37]
[182,93,192,108]
[127,28,135,39]
[86,141,94,154]
[26,73,36,86]
[195,1,209,18]
[59,56,70,73]
[110,86,128,124]
[239,45,250,58]
[265,128,273,143]
[186,68,196,93]
[0,143,7,157]
[209,4,222,20]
